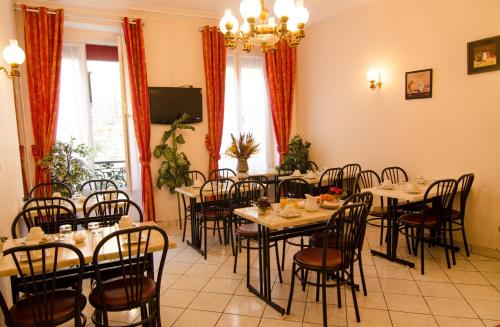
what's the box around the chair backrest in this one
[199,179,235,219]
[92,225,168,313]
[29,182,72,199]
[208,168,236,180]
[0,242,85,327]
[277,164,294,176]
[305,160,319,172]
[381,166,408,184]
[342,164,361,195]
[187,170,207,185]
[243,175,269,184]
[230,180,268,209]
[318,168,343,194]
[84,198,143,228]
[277,178,312,199]
[80,179,118,196]
[456,173,474,218]
[83,190,130,218]
[356,170,381,190]
[12,205,77,238]
[423,179,458,220]
[23,197,77,215]
[322,203,368,270]
[343,191,374,211]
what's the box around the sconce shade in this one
[3,40,25,66]
[292,0,310,24]
[274,0,295,19]
[219,9,239,33]
[240,0,261,19]
[366,69,379,81]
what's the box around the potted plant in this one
[281,135,311,173]
[224,133,260,173]
[40,138,94,192]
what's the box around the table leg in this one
[186,197,204,257]
[371,197,415,268]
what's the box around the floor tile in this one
[166,262,194,274]
[468,299,500,320]
[224,295,266,317]
[471,261,500,273]
[384,293,431,314]
[483,272,500,286]
[263,299,305,321]
[159,306,185,327]
[389,311,438,327]
[203,277,242,294]
[445,271,490,285]
[410,268,451,283]
[416,281,463,299]
[215,314,260,327]
[434,316,486,327]
[303,302,347,326]
[345,291,387,310]
[185,263,221,277]
[455,284,500,301]
[376,266,414,280]
[172,309,221,327]
[346,307,392,327]
[425,297,477,318]
[189,292,232,312]
[482,319,500,327]
[272,282,308,302]
[258,318,302,327]
[171,275,211,291]
[160,289,198,308]
[379,278,421,295]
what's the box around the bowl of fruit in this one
[255,197,272,215]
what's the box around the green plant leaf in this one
[162,130,172,143]
[176,134,186,145]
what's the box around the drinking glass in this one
[88,222,101,236]
[280,197,289,209]
[59,224,72,241]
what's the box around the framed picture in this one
[467,35,500,75]
[405,69,433,100]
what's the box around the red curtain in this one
[265,40,296,162]
[123,18,156,222]
[22,5,64,185]
[202,26,226,172]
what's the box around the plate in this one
[121,234,146,244]
[379,185,396,190]
[277,211,301,218]
[405,190,420,194]
[320,201,341,210]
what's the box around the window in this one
[57,43,128,187]
[218,53,278,172]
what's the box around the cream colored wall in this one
[297,0,500,250]
[0,0,24,238]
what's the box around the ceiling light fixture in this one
[219,0,310,52]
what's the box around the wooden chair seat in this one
[89,277,156,310]
[369,206,388,217]
[399,212,439,226]
[309,232,338,248]
[235,223,259,237]
[294,247,342,270]
[10,290,86,327]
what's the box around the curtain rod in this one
[14,6,145,26]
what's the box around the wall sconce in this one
[366,68,382,90]
[1,40,26,79]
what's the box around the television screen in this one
[148,87,202,124]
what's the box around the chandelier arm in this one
[0,66,13,80]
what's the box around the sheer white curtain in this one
[56,43,91,145]
[219,53,278,172]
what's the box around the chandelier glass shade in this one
[219,0,310,52]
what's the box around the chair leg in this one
[350,272,361,322]
[358,255,367,296]
[233,236,239,273]
[281,240,286,271]
[380,217,384,245]
[336,272,342,308]
[182,213,189,242]
[246,238,251,288]
[404,226,412,255]
[274,242,283,283]
[442,223,451,269]
[322,271,328,327]
[316,271,320,302]
[448,221,456,265]
[204,221,208,260]
[420,227,425,275]
[461,220,470,256]
[302,269,308,291]
[286,262,296,315]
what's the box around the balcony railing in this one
[94,160,127,188]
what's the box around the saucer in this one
[278,210,301,218]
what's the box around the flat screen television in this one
[149,87,202,124]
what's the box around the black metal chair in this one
[305,160,319,172]
[23,196,77,215]
[448,173,474,258]
[12,205,77,238]
[83,190,130,218]
[84,198,143,228]
[243,174,270,184]
[29,182,72,198]
[278,178,313,270]
[181,170,207,242]
[80,179,118,196]
[208,168,236,180]
[229,180,283,283]
[398,179,458,274]
[199,178,235,259]
[342,164,361,196]
[309,192,373,297]
[286,203,369,326]
[355,170,391,245]
[0,242,86,327]
[89,225,169,326]
[381,166,408,184]
[316,167,343,195]
[277,164,294,176]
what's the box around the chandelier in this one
[219,0,310,52]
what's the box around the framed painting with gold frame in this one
[405,69,433,100]
[467,35,500,75]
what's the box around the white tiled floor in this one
[146,223,500,327]
[12,222,500,327]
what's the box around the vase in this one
[237,158,249,173]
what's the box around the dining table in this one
[233,203,342,315]
[362,180,440,268]
[0,222,176,302]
